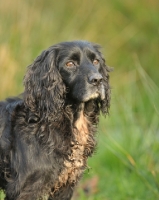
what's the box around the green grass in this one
[0,0,159,199]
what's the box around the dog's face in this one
[57,41,106,102]
[24,40,110,115]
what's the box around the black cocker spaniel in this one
[0,41,111,200]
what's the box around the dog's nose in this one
[88,73,103,86]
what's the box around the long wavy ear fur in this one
[23,46,66,117]
[93,44,112,115]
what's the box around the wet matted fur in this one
[0,41,111,200]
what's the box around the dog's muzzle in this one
[87,73,105,100]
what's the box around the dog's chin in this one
[82,91,105,102]
[77,89,105,103]
[82,92,100,102]
[71,85,105,103]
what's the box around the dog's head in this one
[24,41,111,116]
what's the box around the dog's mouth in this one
[70,81,105,103]
[85,88,105,102]
[78,84,105,102]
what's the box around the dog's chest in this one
[54,111,89,189]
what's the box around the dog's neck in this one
[63,99,99,124]
[73,102,85,118]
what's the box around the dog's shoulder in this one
[0,97,23,151]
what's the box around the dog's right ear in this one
[23,46,66,117]
[92,43,112,116]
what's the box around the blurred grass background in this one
[0,0,159,199]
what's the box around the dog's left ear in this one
[23,46,66,117]
[93,44,112,115]
[99,57,111,115]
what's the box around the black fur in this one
[0,41,111,200]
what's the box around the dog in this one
[0,41,111,200]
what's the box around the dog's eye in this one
[66,61,75,68]
[93,59,99,65]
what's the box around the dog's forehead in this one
[60,41,93,48]
[58,41,99,57]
